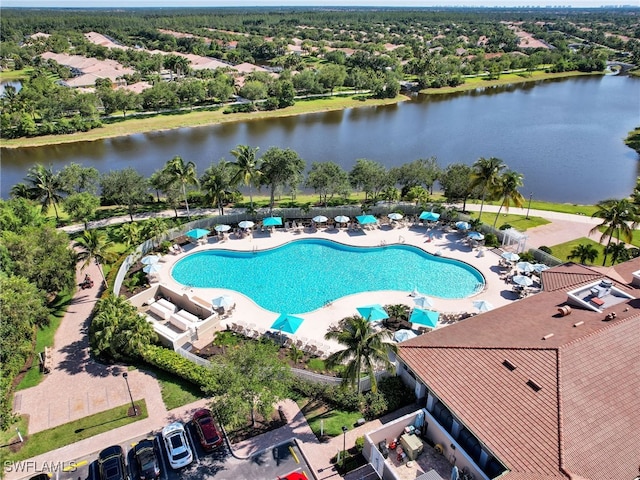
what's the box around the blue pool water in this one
[172,239,484,314]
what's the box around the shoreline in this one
[0,70,598,150]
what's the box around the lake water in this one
[1,74,638,203]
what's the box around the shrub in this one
[539,246,552,254]
[498,224,512,230]
[354,436,365,452]
[484,232,499,247]
[362,391,388,420]
[377,376,415,412]
[141,345,213,389]
[519,251,535,262]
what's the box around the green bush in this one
[498,224,512,230]
[484,232,499,247]
[355,436,365,452]
[141,345,213,389]
[362,391,387,420]
[520,251,536,262]
[539,246,552,254]
[377,376,415,411]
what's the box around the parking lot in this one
[38,420,314,480]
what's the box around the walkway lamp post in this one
[342,425,348,467]
[122,372,138,416]
[526,193,533,220]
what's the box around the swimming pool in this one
[172,239,484,314]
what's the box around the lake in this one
[1,74,638,204]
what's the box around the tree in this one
[201,160,237,215]
[239,80,268,101]
[142,218,169,248]
[230,145,261,210]
[260,147,305,215]
[589,198,639,266]
[568,243,599,265]
[163,156,199,219]
[58,163,100,194]
[391,157,441,195]
[438,163,475,211]
[492,170,525,228]
[317,63,347,94]
[405,186,429,206]
[74,229,117,289]
[100,168,149,222]
[324,315,397,394]
[349,159,389,201]
[206,342,291,429]
[24,164,64,220]
[470,157,506,221]
[305,162,350,207]
[605,242,630,265]
[63,192,100,230]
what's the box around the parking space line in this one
[289,446,300,464]
[185,423,200,464]
[155,435,170,480]
[63,460,87,472]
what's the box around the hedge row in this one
[141,345,214,389]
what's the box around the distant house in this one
[393,259,640,480]
[40,52,134,88]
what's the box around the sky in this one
[0,0,624,8]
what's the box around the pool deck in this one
[152,223,526,352]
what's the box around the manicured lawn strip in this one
[468,212,550,231]
[592,226,640,248]
[141,365,207,410]
[6,400,147,461]
[0,416,28,447]
[0,68,33,80]
[467,198,598,217]
[1,95,406,149]
[548,237,610,266]
[302,402,362,438]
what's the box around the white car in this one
[161,422,193,469]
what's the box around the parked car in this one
[192,408,224,451]
[133,438,160,480]
[278,471,308,480]
[98,445,128,480]
[28,475,51,480]
[161,422,193,469]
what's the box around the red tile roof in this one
[398,259,640,480]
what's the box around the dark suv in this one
[98,445,128,480]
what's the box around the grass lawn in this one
[548,237,610,266]
[298,398,362,438]
[468,212,550,231]
[140,366,207,410]
[4,400,147,461]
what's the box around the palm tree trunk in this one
[602,237,612,266]
[478,192,486,220]
[493,203,504,228]
[182,184,190,219]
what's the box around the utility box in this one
[400,433,423,460]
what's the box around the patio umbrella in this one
[334,215,350,224]
[501,251,520,262]
[356,214,377,225]
[455,221,470,230]
[513,275,534,287]
[214,224,231,232]
[533,263,550,273]
[185,228,210,239]
[143,263,162,274]
[357,304,389,322]
[312,215,328,223]
[393,329,417,343]
[263,216,283,227]
[419,211,440,221]
[414,295,434,309]
[238,220,255,229]
[516,261,535,273]
[467,231,485,241]
[388,213,403,221]
[141,255,160,265]
[212,295,234,309]
[271,313,304,335]
[410,308,439,328]
[451,466,460,480]
[473,300,494,312]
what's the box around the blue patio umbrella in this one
[334,215,350,224]
[467,231,485,241]
[143,263,162,274]
[516,261,535,273]
[263,216,283,227]
[356,214,377,225]
[357,304,389,322]
[501,251,520,262]
[455,221,470,230]
[419,211,440,221]
[238,220,255,229]
[533,263,550,273]
[185,228,210,239]
[212,295,234,309]
[513,275,534,287]
[473,300,494,312]
[141,255,160,265]
[414,295,434,309]
[214,224,231,232]
[312,215,328,223]
[410,308,439,328]
[393,329,417,342]
[271,313,304,334]
[388,213,403,221]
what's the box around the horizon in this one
[2,1,636,9]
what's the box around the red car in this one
[278,472,307,480]
[192,409,223,451]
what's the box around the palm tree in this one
[605,242,630,265]
[201,160,236,215]
[470,157,506,221]
[74,229,117,289]
[568,243,599,264]
[163,156,199,219]
[25,164,64,220]
[324,315,397,394]
[589,198,639,265]
[492,170,525,228]
[142,217,168,248]
[230,145,261,210]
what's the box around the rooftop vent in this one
[542,333,554,340]
[573,321,584,327]
[527,380,542,392]
[502,360,516,371]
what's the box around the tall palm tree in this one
[324,315,397,394]
[25,164,64,220]
[142,217,168,248]
[568,243,599,265]
[589,198,639,265]
[74,229,117,289]
[163,156,199,219]
[230,145,261,210]
[492,170,525,227]
[201,160,236,215]
[470,157,506,221]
